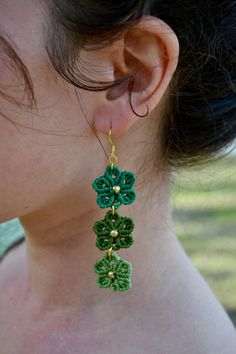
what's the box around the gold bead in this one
[108,271,116,279]
[110,230,119,238]
[113,185,120,193]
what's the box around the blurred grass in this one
[171,155,236,327]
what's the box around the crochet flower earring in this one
[92,127,136,291]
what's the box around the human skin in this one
[0,1,236,353]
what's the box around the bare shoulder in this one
[0,239,26,280]
[152,263,236,354]
[163,308,236,354]
[0,241,27,351]
[0,240,26,304]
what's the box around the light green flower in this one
[93,252,132,292]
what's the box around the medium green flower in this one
[92,165,136,209]
[93,252,132,291]
[93,210,134,251]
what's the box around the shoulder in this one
[146,248,236,354]
[0,241,27,352]
[156,265,236,354]
[0,239,26,289]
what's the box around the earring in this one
[91,127,136,292]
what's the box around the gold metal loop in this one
[108,128,118,168]
[112,205,115,215]
[108,246,113,260]
[109,156,118,164]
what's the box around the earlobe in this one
[93,92,140,137]
[93,15,179,137]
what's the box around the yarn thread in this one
[93,209,134,251]
[93,252,132,292]
[92,141,136,291]
[92,165,136,209]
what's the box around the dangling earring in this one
[91,126,136,292]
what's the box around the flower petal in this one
[96,236,113,250]
[93,220,110,236]
[111,242,120,251]
[97,191,114,208]
[113,194,123,209]
[96,275,112,289]
[108,253,120,271]
[112,277,131,291]
[116,235,134,249]
[116,259,132,277]
[118,189,136,206]
[104,165,121,186]
[104,210,121,229]
[120,171,136,189]
[93,257,110,275]
[92,176,111,193]
[118,216,134,235]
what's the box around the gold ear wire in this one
[108,128,114,146]
[108,128,118,169]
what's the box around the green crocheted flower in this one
[92,165,136,209]
[93,210,134,251]
[93,252,132,291]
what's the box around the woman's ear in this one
[92,15,179,137]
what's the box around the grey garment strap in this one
[0,219,25,261]
[0,234,25,261]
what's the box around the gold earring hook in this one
[108,128,114,146]
[108,128,118,169]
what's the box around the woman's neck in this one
[17,170,184,327]
[10,168,236,354]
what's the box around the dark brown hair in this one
[1,0,236,167]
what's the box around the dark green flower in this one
[93,210,134,251]
[93,252,132,291]
[92,165,136,209]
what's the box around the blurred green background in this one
[172,155,236,327]
[0,154,236,327]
